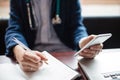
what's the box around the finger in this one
[21,58,43,69]
[80,49,96,58]
[35,51,48,61]
[22,65,37,72]
[90,44,103,50]
[96,50,100,55]
[80,35,96,48]
[87,48,102,56]
[83,49,97,54]
[80,52,95,58]
[89,44,103,55]
[23,51,40,63]
[85,35,96,45]
[21,62,43,72]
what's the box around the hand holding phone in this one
[74,33,112,57]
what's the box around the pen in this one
[74,49,83,57]
[12,37,48,64]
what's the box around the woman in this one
[5,0,103,72]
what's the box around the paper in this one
[0,51,80,80]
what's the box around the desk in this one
[3,49,120,80]
[51,52,87,80]
[0,51,87,80]
[2,49,119,80]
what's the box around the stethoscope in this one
[25,0,61,29]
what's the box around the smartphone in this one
[74,33,112,56]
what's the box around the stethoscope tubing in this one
[26,0,61,29]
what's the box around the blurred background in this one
[0,0,120,18]
[81,0,120,17]
[0,0,9,19]
[0,0,120,54]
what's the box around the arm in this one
[5,0,46,71]
[68,0,88,50]
[5,0,28,57]
[69,0,103,58]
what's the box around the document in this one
[0,51,80,80]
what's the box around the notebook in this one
[77,49,120,80]
[0,51,80,80]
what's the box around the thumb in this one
[35,51,48,61]
[80,35,96,48]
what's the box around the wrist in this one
[13,45,25,62]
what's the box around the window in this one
[81,0,120,17]
[0,0,9,19]
[81,0,120,5]
[0,0,120,18]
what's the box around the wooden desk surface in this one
[51,51,87,80]
[51,51,78,69]
[0,52,86,80]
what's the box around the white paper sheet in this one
[0,51,80,80]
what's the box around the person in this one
[5,0,103,72]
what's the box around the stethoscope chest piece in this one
[52,15,61,24]
[26,0,62,28]
[52,0,61,25]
